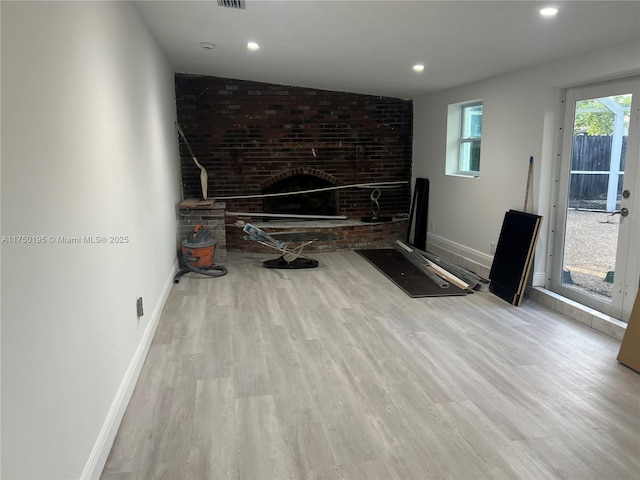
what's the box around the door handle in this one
[610,208,630,217]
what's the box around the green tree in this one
[574,95,631,135]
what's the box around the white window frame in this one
[446,100,483,177]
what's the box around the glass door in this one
[551,77,640,321]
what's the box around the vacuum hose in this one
[181,261,228,278]
[174,251,228,283]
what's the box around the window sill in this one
[447,172,480,179]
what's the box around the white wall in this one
[413,40,640,283]
[1,2,181,478]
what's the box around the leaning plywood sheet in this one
[618,289,640,374]
[356,249,467,298]
[489,210,542,306]
[407,178,429,250]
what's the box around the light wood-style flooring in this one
[102,251,640,480]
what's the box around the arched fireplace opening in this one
[263,174,339,216]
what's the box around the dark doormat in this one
[355,249,467,298]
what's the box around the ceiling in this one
[136,1,640,99]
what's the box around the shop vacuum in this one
[174,225,228,283]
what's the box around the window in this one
[446,100,483,177]
[459,102,482,173]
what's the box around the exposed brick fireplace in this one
[174,74,413,252]
[262,168,339,216]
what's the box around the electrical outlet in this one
[490,242,496,254]
[136,297,144,317]
[430,220,435,231]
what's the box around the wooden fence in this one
[569,135,628,210]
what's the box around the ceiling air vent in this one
[217,0,245,9]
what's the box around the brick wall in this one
[175,74,413,219]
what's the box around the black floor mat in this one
[356,248,467,298]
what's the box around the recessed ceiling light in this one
[247,41,260,51]
[540,7,559,17]
[200,42,216,50]
[413,64,425,73]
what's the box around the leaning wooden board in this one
[356,249,467,298]
[489,210,542,306]
[618,289,640,373]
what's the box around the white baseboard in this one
[427,232,493,277]
[427,233,547,285]
[532,272,546,287]
[81,260,178,480]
